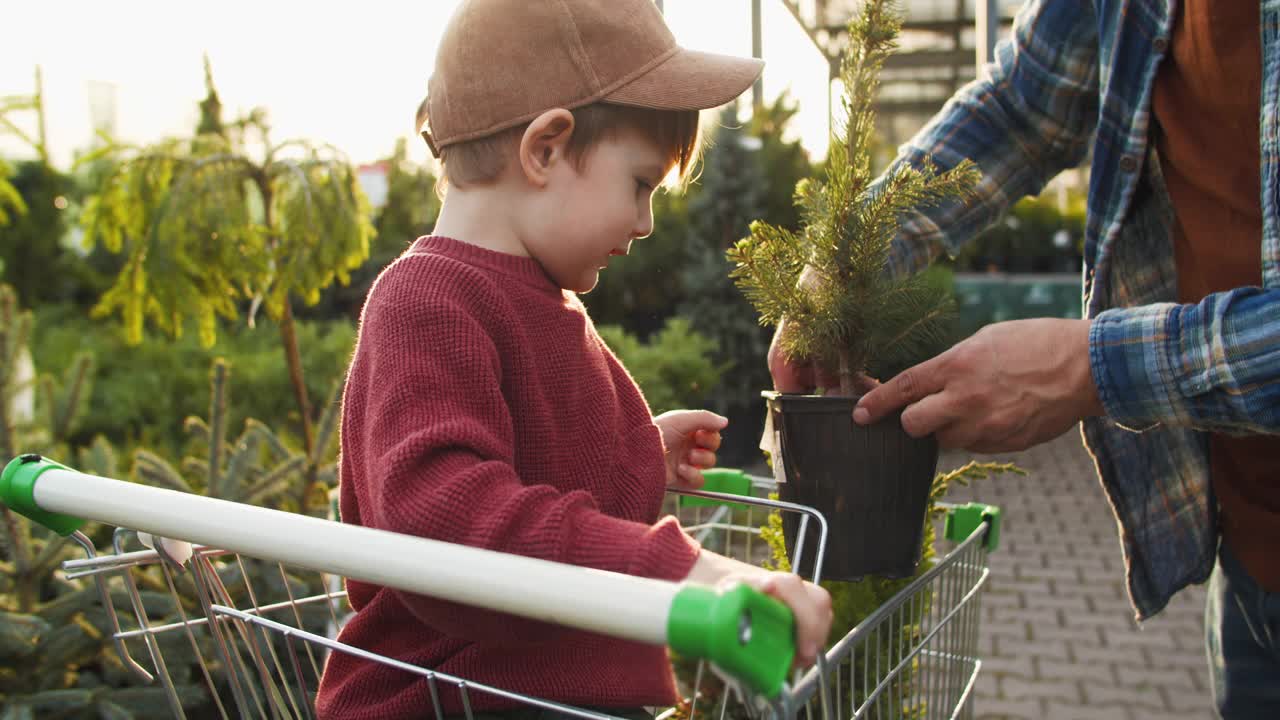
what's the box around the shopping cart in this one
[2,454,1000,720]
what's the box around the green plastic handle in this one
[679,468,753,509]
[1,455,86,536]
[667,582,795,698]
[943,502,1002,553]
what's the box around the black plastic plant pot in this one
[763,392,939,582]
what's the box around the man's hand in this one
[853,318,1106,452]
[654,410,727,488]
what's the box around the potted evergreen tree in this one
[727,0,980,581]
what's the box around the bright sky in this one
[1,1,832,170]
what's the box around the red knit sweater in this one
[316,236,702,720]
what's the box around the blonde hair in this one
[428,102,701,191]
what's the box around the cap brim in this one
[604,48,764,111]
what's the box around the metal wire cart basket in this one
[2,454,1001,720]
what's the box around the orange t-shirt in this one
[1152,0,1280,592]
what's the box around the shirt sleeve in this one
[353,269,701,645]
[1089,287,1280,433]
[881,0,1101,276]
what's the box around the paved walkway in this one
[939,428,1213,719]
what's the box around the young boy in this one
[317,2,832,718]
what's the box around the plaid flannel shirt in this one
[881,0,1280,619]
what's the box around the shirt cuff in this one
[1088,303,1183,430]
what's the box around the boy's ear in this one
[518,109,576,187]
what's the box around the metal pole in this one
[975,0,999,79]
[752,0,763,110]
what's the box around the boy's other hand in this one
[654,409,727,489]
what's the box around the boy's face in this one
[527,127,667,294]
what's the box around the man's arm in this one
[770,0,1103,393]
[854,288,1280,452]
[882,0,1101,276]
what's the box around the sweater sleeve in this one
[352,266,701,644]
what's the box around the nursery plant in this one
[0,285,210,718]
[727,0,981,581]
[81,59,372,511]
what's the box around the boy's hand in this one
[653,410,727,489]
[743,572,832,671]
[687,553,834,671]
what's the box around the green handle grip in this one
[667,582,795,698]
[679,468,753,508]
[943,502,1002,552]
[1,455,86,536]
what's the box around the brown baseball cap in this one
[421,0,765,157]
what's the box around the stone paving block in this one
[1070,642,1149,667]
[1169,626,1208,654]
[1046,553,1114,573]
[1102,627,1180,653]
[1021,592,1092,615]
[1051,578,1126,600]
[1017,565,1083,584]
[1132,710,1206,720]
[1087,594,1141,616]
[1142,645,1207,674]
[978,630,997,658]
[1034,657,1117,685]
[982,590,1024,610]
[1043,700,1133,720]
[1159,610,1208,634]
[1000,675,1083,703]
[1116,665,1199,695]
[985,618,1032,642]
[994,606,1063,629]
[997,636,1073,663]
[974,697,1043,719]
[1078,566,1128,585]
[1031,622,1104,648]
[1160,686,1213,714]
[1081,681,1166,710]
[1163,588,1207,612]
[990,577,1054,598]
[1065,543,1124,561]
[1063,612,1140,635]
[981,653,1036,679]
[1005,541,1064,558]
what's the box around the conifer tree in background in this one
[308,136,441,320]
[745,93,811,235]
[0,68,46,229]
[728,0,980,395]
[0,67,84,307]
[82,59,374,499]
[0,158,26,231]
[678,105,771,454]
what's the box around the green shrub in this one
[29,304,353,459]
[596,317,722,416]
[954,195,1085,273]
